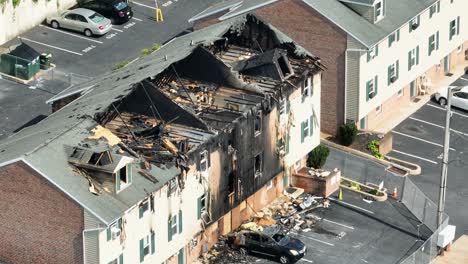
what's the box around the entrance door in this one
[444,56,451,73]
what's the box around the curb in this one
[321,139,421,176]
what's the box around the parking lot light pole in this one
[437,87,453,229]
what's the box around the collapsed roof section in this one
[0,14,323,226]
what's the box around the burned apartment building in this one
[0,15,323,264]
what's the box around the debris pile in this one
[200,236,258,264]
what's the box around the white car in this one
[434,86,468,111]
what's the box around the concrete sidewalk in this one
[375,60,468,134]
[434,235,468,264]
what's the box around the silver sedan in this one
[46,8,112,37]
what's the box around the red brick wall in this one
[254,0,348,134]
[0,161,84,264]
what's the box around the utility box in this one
[291,167,340,197]
[438,225,456,248]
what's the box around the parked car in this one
[79,0,133,24]
[230,230,307,263]
[435,86,468,111]
[46,8,112,37]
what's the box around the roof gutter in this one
[188,1,243,23]
[220,0,279,20]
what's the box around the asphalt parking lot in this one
[2,0,219,77]
[389,73,468,238]
[256,190,424,264]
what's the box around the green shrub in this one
[112,60,130,71]
[12,0,20,7]
[338,123,358,146]
[350,182,361,191]
[367,140,384,159]
[152,43,161,52]
[374,153,384,159]
[141,48,151,56]
[307,145,330,169]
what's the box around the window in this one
[267,180,273,190]
[388,30,400,47]
[301,119,310,143]
[454,92,468,99]
[278,97,286,116]
[376,105,382,114]
[278,55,292,78]
[139,199,149,219]
[387,61,399,85]
[107,219,122,241]
[168,178,177,195]
[75,15,88,23]
[116,164,132,193]
[408,46,419,70]
[366,76,378,101]
[254,153,263,178]
[398,89,403,97]
[374,1,384,22]
[170,215,178,236]
[429,1,440,18]
[199,194,207,216]
[64,14,76,20]
[119,167,127,184]
[302,77,312,102]
[450,17,460,40]
[200,150,209,174]
[139,233,155,262]
[108,255,123,264]
[428,32,440,56]
[254,112,262,135]
[409,16,420,32]
[367,45,378,61]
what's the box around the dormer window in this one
[374,1,384,22]
[116,164,132,193]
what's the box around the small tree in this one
[338,123,358,146]
[307,145,330,169]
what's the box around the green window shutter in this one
[119,254,123,264]
[139,238,144,262]
[197,197,202,220]
[374,76,378,96]
[428,36,432,56]
[139,205,144,219]
[366,81,370,101]
[388,35,392,47]
[375,44,379,57]
[116,172,121,192]
[387,65,391,85]
[168,216,173,241]
[436,31,440,50]
[300,122,305,143]
[285,134,290,154]
[309,116,314,136]
[151,231,155,254]
[118,218,122,229]
[408,51,412,70]
[457,16,460,35]
[416,46,420,65]
[417,15,420,25]
[107,227,111,241]
[382,0,386,16]
[396,60,399,80]
[437,1,440,12]
[409,22,413,33]
[128,165,132,184]
[367,51,371,62]
[396,29,400,41]
[450,21,454,40]
[178,210,183,234]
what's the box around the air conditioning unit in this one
[369,91,376,99]
[111,227,121,239]
[390,76,396,83]
[411,23,419,30]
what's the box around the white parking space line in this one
[38,25,103,44]
[19,37,83,56]
[291,232,335,246]
[392,149,438,165]
[133,17,143,21]
[426,103,468,119]
[111,28,124,32]
[131,1,156,9]
[328,197,374,214]
[392,131,456,151]
[409,117,468,137]
[460,77,468,82]
[322,219,355,230]
[301,258,314,263]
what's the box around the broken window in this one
[254,111,262,135]
[226,102,240,112]
[254,153,263,178]
[119,167,127,184]
[88,151,112,166]
[228,172,235,194]
[278,55,291,77]
[168,178,178,195]
[278,97,286,116]
[139,198,149,219]
[200,150,209,174]
[302,77,312,102]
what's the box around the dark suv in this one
[232,230,307,263]
[80,0,133,24]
